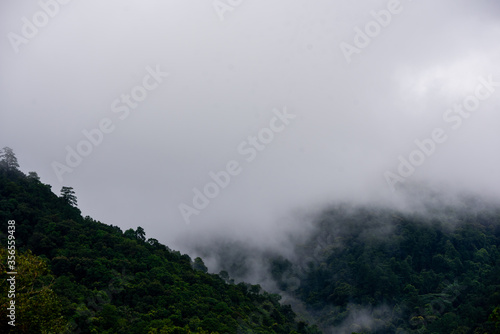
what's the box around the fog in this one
[1,0,500,255]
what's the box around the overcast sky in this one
[1,0,500,254]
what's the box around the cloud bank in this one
[1,0,500,252]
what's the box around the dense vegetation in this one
[2,146,499,334]
[0,148,319,333]
[266,204,500,333]
[202,201,500,333]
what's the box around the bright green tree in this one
[0,248,67,333]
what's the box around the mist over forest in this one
[1,0,500,333]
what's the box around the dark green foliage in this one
[0,164,319,333]
[27,171,40,181]
[193,257,208,273]
[60,186,77,207]
[266,205,500,333]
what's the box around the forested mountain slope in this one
[0,149,319,334]
[195,200,500,333]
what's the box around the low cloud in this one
[0,0,499,252]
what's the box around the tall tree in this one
[135,226,146,241]
[0,146,20,171]
[28,171,40,181]
[60,186,77,207]
[193,257,208,273]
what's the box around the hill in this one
[193,199,500,333]
[0,148,320,334]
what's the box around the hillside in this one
[0,149,319,334]
[2,148,499,333]
[193,200,500,333]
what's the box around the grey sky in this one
[1,0,500,253]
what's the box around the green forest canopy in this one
[0,148,319,334]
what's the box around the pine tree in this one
[0,147,20,171]
[60,186,77,207]
[135,226,146,241]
